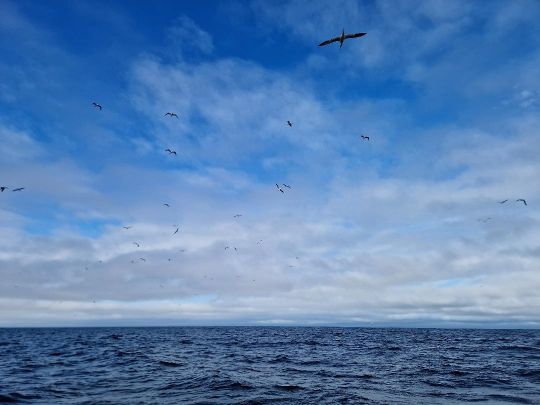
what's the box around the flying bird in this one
[12,188,24,192]
[173,227,179,235]
[165,148,177,155]
[516,199,527,206]
[164,112,179,118]
[287,121,293,127]
[360,134,370,141]
[133,242,140,248]
[92,102,102,110]
[163,203,170,207]
[318,29,367,48]
[0,186,7,192]
[498,200,508,204]
[282,184,291,189]
[477,217,492,223]
[123,226,132,230]
[225,246,230,250]
[276,183,284,193]
[233,214,242,218]
[139,258,146,262]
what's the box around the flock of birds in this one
[2,29,530,295]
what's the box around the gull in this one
[123,226,132,230]
[163,203,170,207]
[498,200,508,204]
[0,186,8,192]
[233,214,242,218]
[318,29,367,48]
[92,102,102,110]
[276,183,284,193]
[139,258,146,262]
[360,134,370,141]
[133,242,140,248]
[516,199,527,206]
[164,112,179,118]
[173,227,179,235]
[12,188,25,192]
[165,148,177,155]
[287,121,293,127]
[282,184,291,189]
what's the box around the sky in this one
[1,0,539,328]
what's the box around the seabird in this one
[225,246,230,250]
[92,102,102,110]
[173,227,179,235]
[498,200,508,204]
[123,226,132,230]
[12,188,24,192]
[163,203,170,207]
[287,121,293,127]
[233,214,242,218]
[360,135,370,141]
[318,29,367,48]
[282,184,291,189]
[164,112,179,118]
[516,199,527,206]
[276,183,284,193]
[0,187,8,192]
[133,242,140,248]
[139,258,146,262]
[165,148,177,155]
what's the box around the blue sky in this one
[1,0,540,327]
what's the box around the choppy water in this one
[1,327,540,404]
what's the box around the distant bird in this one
[165,148,177,155]
[0,186,7,192]
[516,199,527,206]
[477,217,492,223]
[225,246,230,250]
[167,258,172,262]
[163,203,170,207]
[133,242,140,248]
[257,240,263,245]
[12,188,24,192]
[123,226,132,230]
[318,29,367,48]
[498,199,508,204]
[179,249,186,253]
[360,134,370,141]
[233,214,242,218]
[276,183,284,193]
[173,227,179,235]
[282,184,291,189]
[92,102,102,110]
[164,112,178,118]
[139,258,146,262]
[234,247,238,252]
[287,120,293,127]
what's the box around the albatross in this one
[319,29,367,48]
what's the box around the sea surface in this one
[1,327,539,404]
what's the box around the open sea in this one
[1,327,539,404]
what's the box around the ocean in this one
[1,327,539,404]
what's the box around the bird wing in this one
[318,36,340,46]
[345,32,367,40]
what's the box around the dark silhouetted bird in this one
[233,214,242,218]
[139,257,146,262]
[282,184,291,189]
[92,102,102,110]
[163,203,170,207]
[287,120,293,127]
[276,184,284,193]
[516,199,527,206]
[0,186,7,192]
[133,242,140,248]
[12,188,24,192]
[360,135,370,141]
[164,112,178,118]
[173,227,179,235]
[498,200,508,204]
[165,148,177,155]
[319,29,367,48]
[123,226,132,230]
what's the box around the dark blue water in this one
[1,327,539,404]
